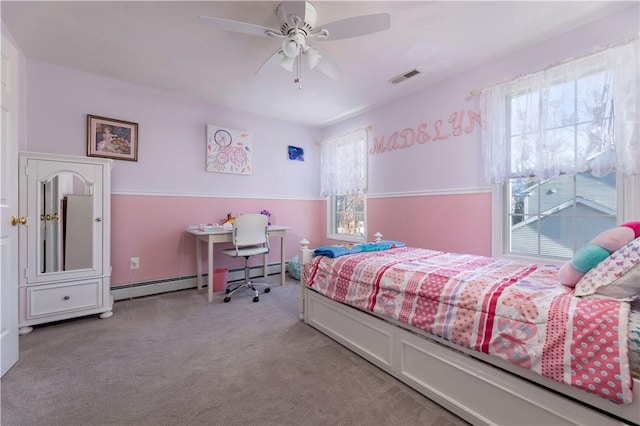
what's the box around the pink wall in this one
[111,194,325,286]
[368,193,491,256]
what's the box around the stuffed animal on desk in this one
[222,213,235,226]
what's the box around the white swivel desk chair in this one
[221,214,271,302]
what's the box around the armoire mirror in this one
[40,172,94,273]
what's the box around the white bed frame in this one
[298,238,640,426]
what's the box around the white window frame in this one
[327,194,367,243]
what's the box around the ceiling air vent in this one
[389,68,421,84]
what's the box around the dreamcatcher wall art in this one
[206,125,252,175]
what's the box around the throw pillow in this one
[574,237,640,299]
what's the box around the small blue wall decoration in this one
[288,145,304,161]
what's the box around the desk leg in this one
[195,237,202,290]
[280,233,286,286]
[208,237,214,303]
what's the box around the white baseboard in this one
[111,263,284,301]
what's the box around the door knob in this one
[10,216,27,226]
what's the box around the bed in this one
[297,235,640,425]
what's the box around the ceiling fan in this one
[199,1,391,88]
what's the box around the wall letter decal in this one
[417,123,431,144]
[449,111,464,137]
[399,128,415,149]
[433,120,450,141]
[369,110,481,155]
[387,132,400,151]
[465,111,482,134]
[370,135,387,154]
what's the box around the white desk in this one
[187,225,292,302]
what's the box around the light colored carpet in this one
[1,275,467,426]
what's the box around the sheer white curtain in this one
[481,36,639,184]
[320,128,368,196]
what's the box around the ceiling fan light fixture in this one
[280,55,296,72]
[282,38,300,58]
[305,47,322,69]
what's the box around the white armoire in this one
[18,152,113,334]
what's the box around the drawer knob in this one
[63,295,70,300]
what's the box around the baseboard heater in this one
[110,262,285,301]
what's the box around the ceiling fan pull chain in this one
[295,55,302,89]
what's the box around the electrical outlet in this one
[129,257,139,269]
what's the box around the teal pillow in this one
[571,242,611,273]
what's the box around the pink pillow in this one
[574,237,640,299]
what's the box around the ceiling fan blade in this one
[311,48,340,80]
[255,49,286,75]
[312,13,391,41]
[280,1,306,26]
[199,15,280,37]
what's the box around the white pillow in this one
[574,237,640,300]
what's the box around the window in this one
[506,173,617,260]
[507,72,618,259]
[482,38,639,261]
[328,193,366,241]
[320,128,368,242]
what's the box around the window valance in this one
[480,36,639,184]
[320,128,368,196]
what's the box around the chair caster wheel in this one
[253,296,259,303]
[225,288,231,294]
[223,297,231,303]
[264,288,271,293]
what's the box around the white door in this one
[1,35,20,377]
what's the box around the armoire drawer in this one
[27,280,103,319]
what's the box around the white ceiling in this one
[1,1,636,127]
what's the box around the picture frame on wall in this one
[87,115,138,161]
[288,145,304,161]
[206,125,252,175]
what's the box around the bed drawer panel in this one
[306,290,394,371]
[397,332,619,426]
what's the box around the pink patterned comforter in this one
[303,247,633,403]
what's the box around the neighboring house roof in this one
[511,172,616,258]
[520,172,616,216]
